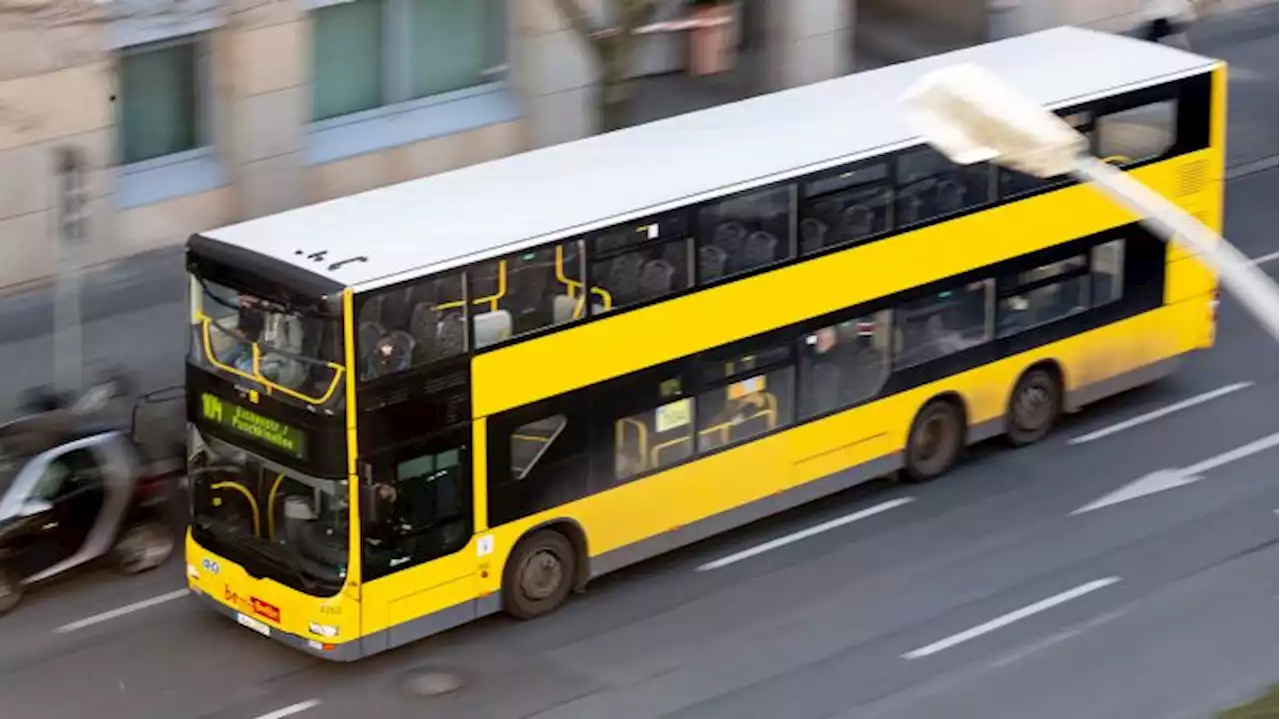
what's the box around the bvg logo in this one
[224,586,249,611]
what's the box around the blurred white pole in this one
[53,146,88,396]
[901,63,1280,341]
[1070,156,1279,339]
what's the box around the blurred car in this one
[0,377,184,614]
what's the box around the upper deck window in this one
[189,273,346,409]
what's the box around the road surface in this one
[0,9,1275,719]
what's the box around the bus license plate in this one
[237,612,271,636]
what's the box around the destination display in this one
[200,393,308,460]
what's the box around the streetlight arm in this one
[1070,156,1279,340]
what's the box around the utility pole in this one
[53,145,88,397]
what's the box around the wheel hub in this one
[520,550,563,601]
[1016,384,1050,426]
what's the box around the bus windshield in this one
[188,272,346,409]
[189,428,349,596]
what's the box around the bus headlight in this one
[309,622,339,638]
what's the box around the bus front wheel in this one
[502,529,576,621]
[903,398,965,483]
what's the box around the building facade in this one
[0,0,857,292]
[1,0,1264,292]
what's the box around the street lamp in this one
[900,62,1279,341]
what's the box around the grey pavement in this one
[0,10,1274,719]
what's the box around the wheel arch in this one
[915,390,971,445]
[506,517,591,594]
[1012,359,1067,411]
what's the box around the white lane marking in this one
[1072,433,1280,514]
[255,700,321,719]
[696,497,914,571]
[1067,381,1252,445]
[54,588,189,634]
[902,577,1121,660]
[1249,250,1279,265]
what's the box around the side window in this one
[363,445,470,579]
[997,255,1090,337]
[798,309,892,419]
[471,239,586,349]
[589,213,691,314]
[1091,239,1126,306]
[799,160,892,255]
[357,271,467,381]
[30,448,102,502]
[613,377,694,481]
[1001,112,1092,198]
[893,280,993,370]
[490,404,591,525]
[695,341,794,454]
[1097,100,1177,165]
[697,185,794,282]
[510,415,568,480]
[895,146,991,228]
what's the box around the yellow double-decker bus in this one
[182,27,1225,660]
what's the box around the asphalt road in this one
[0,9,1275,719]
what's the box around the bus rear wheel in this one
[903,399,965,482]
[1006,368,1062,447]
[503,529,576,621]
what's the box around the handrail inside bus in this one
[266,472,286,541]
[616,417,650,473]
[697,392,778,448]
[554,244,581,299]
[510,420,568,480]
[591,286,613,312]
[650,436,691,467]
[436,260,508,313]
[199,316,345,406]
[554,244,591,320]
[211,480,261,537]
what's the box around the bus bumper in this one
[189,585,365,662]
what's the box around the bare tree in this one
[551,0,658,132]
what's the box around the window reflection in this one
[894,280,992,369]
[799,310,892,418]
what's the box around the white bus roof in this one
[200,26,1217,292]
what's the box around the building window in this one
[310,0,504,123]
[118,38,203,165]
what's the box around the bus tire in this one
[1006,367,1062,447]
[902,398,965,483]
[502,529,576,621]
